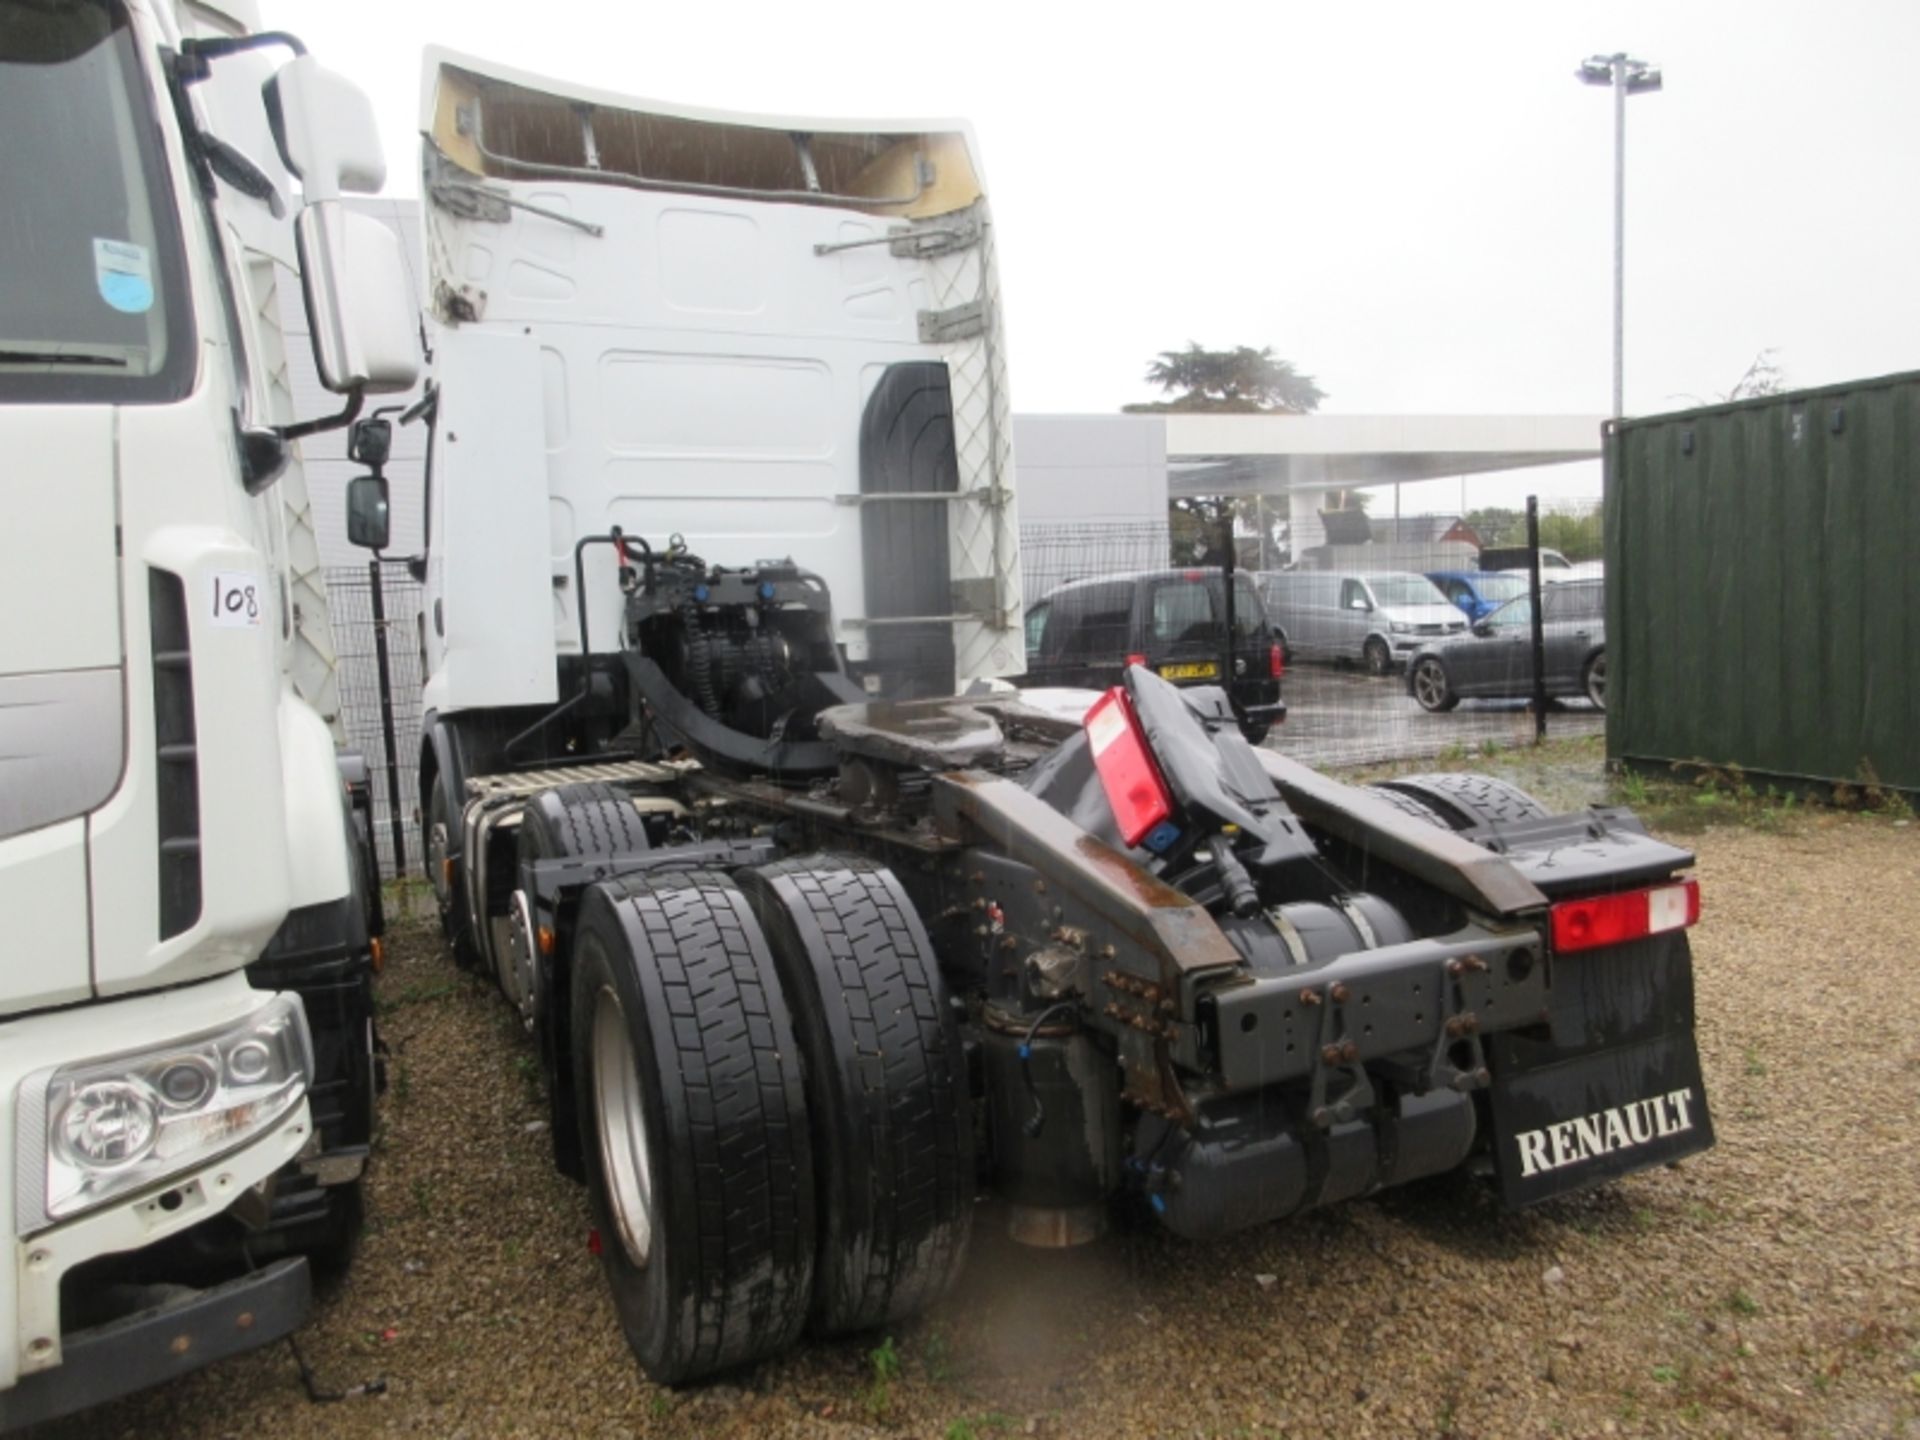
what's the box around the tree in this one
[1724,349,1786,401]
[1537,509,1604,563]
[1133,345,1330,563]
[1465,506,1525,548]
[1124,343,1327,415]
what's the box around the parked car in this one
[1405,578,1607,712]
[1427,569,1531,622]
[1022,569,1284,742]
[1255,570,1466,676]
[1476,546,1604,585]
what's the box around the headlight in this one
[1388,621,1413,634]
[20,994,311,1232]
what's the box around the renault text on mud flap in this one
[1514,1086,1700,1178]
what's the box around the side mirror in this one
[1348,596,1371,611]
[346,474,391,551]
[1472,621,1493,637]
[347,415,393,468]
[295,203,419,394]
[264,55,385,200]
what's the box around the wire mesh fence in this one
[1018,520,1171,603]
[321,505,1603,873]
[327,562,426,880]
[1249,499,1607,768]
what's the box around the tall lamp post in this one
[1578,53,1662,418]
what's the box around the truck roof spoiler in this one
[420,46,987,219]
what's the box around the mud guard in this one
[1485,930,1714,1207]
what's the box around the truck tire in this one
[739,857,973,1337]
[520,781,653,863]
[514,782,653,999]
[1363,784,1454,830]
[570,871,815,1383]
[1362,636,1393,677]
[1375,773,1551,830]
[519,783,656,1180]
[427,771,482,972]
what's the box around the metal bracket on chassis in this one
[1206,926,1548,1097]
[520,837,782,950]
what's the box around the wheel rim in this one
[427,801,451,908]
[506,890,537,1026]
[1588,656,1607,707]
[1414,661,1447,710]
[591,985,655,1269]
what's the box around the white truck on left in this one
[0,0,416,1427]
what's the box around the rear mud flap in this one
[1486,931,1714,1207]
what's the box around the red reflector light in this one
[1182,570,1204,581]
[1550,878,1700,953]
[1269,643,1285,679]
[1126,653,1148,668]
[1085,687,1174,848]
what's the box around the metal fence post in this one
[1525,496,1548,743]
[1218,508,1237,694]
[367,559,407,874]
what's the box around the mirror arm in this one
[399,382,439,428]
[173,31,307,86]
[280,387,364,443]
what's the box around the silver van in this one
[1256,570,1467,675]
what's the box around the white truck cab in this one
[0,1,414,1426]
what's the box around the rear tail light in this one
[1085,687,1177,849]
[1269,643,1285,679]
[1550,878,1700,954]
[1125,653,1148,668]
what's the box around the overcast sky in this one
[263,0,1920,510]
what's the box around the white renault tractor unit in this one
[393,51,1712,1389]
[0,0,416,1426]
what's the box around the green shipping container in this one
[1605,370,1920,795]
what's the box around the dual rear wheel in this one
[536,786,971,1383]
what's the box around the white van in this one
[1256,571,1466,675]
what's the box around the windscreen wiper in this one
[0,349,130,367]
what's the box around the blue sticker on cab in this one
[94,238,154,314]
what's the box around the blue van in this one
[1426,569,1530,622]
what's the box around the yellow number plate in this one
[1159,661,1219,680]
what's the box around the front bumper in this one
[1,973,313,1397]
[1391,632,1463,654]
[0,1257,310,1433]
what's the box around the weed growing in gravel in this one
[410,1178,433,1219]
[862,1335,901,1419]
[1743,1047,1768,1077]
[512,1052,543,1103]
[1616,767,1650,807]
[377,980,458,1014]
[921,1324,955,1384]
[943,1413,1012,1440]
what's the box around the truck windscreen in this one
[0,0,193,403]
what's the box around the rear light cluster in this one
[1085,687,1179,851]
[1550,878,1701,953]
[1269,643,1285,679]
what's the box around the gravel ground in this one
[56,809,1920,1440]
